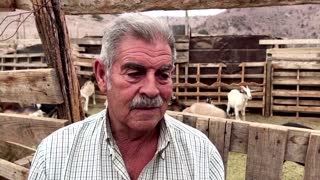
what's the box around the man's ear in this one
[93,58,108,93]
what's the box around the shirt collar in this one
[102,109,173,159]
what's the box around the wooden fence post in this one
[31,0,85,122]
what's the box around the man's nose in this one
[140,75,160,97]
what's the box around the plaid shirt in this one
[28,110,224,180]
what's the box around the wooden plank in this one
[208,117,228,157]
[74,61,93,67]
[0,63,48,68]
[0,159,29,180]
[268,53,320,60]
[175,91,264,97]
[76,53,99,59]
[182,114,198,128]
[229,121,249,153]
[14,154,34,168]
[10,0,320,15]
[272,78,320,85]
[272,90,320,98]
[273,99,320,106]
[71,38,102,45]
[0,113,68,147]
[183,63,227,68]
[304,133,320,180]
[246,123,287,180]
[272,105,320,113]
[0,140,35,162]
[0,69,64,104]
[175,42,189,50]
[260,39,320,45]
[285,128,311,164]
[239,62,266,67]
[33,0,85,122]
[0,53,45,58]
[268,48,320,53]
[273,71,320,77]
[272,63,320,70]
[76,70,94,76]
[196,117,209,136]
[173,74,264,79]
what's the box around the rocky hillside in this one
[0,4,320,40]
[192,4,320,38]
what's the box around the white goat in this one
[227,86,252,121]
[182,102,227,118]
[80,80,96,113]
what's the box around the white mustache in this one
[129,95,163,110]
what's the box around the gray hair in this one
[99,13,176,88]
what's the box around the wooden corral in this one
[167,110,320,180]
[173,62,266,115]
[0,69,69,179]
[261,39,320,118]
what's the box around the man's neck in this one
[116,125,160,180]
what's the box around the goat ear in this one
[93,58,108,93]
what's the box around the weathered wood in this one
[273,63,320,70]
[229,121,249,153]
[273,71,320,77]
[166,111,320,166]
[208,117,232,171]
[272,78,320,85]
[182,114,198,128]
[174,74,265,79]
[260,39,320,45]
[191,35,272,49]
[272,90,320,98]
[196,117,209,136]
[0,159,29,180]
[208,118,228,156]
[273,99,320,106]
[0,0,15,11]
[0,53,45,58]
[272,105,320,113]
[5,0,320,14]
[0,113,68,147]
[304,133,320,180]
[246,123,287,180]
[0,62,47,68]
[0,69,63,104]
[285,128,310,164]
[0,140,35,162]
[32,0,85,122]
[268,53,320,60]
[14,154,34,168]
[190,49,266,63]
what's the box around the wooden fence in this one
[167,110,320,180]
[0,69,69,179]
[173,62,266,115]
[261,39,320,117]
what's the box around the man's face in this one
[106,36,173,133]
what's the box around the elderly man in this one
[28,13,224,180]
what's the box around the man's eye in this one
[127,71,143,78]
[158,73,170,80]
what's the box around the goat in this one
[227,86,252,121]
[206,97,234,117]
[182,102,227,118]
[1,103,44,117]
[167,95,186,112]
[80,80,96,113]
